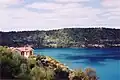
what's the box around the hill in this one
[0,28,120,48]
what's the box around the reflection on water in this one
[63,51,120,62]
[34,48,120,80]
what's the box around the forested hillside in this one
[0,28,120,48]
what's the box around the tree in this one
[0,46,21,79]
[0,46,29,79]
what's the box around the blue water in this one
[34,48,120,80]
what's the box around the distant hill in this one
[0,28,120,48]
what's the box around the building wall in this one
[24,51,30,58]
[14,48,33,58]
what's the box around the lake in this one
[34,48,120,80]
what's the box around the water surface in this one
[34,48,120,80]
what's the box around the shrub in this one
[30,66,55,80]
[72,68,97,80]
[55,67,69,80]
[84,68,98,80]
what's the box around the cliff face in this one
[0,28,120,48]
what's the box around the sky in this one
[0,0,120,31]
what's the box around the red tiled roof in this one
[15,47,33,52]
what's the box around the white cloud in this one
[55,0,90,3]
[26,2,101,18]
[26,2,63,10]
[0,0,14,4]
[0,0,23,5]
[0,0,120,31]
[101,0,120,24]
[102,0,120,8]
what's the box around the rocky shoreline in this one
[29,54,98,80]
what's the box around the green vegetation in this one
[30,66,55,80]
[0,46,30,79]
[0,46,98,80]
[0,28,120,48]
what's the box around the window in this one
[21,51,24,55]
[30,51,33,55]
